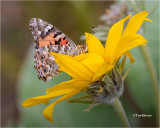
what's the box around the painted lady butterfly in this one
[29,18,87,82]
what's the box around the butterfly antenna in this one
[86,25,96,43]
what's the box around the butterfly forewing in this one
[30,18,87,82]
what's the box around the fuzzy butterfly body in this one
[29,18,87,82]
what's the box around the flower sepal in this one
[68,55,131,111]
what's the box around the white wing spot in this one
[37,31,41,35]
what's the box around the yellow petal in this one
[123,11,150,36]
[126,51,135,63]
[44,101,49,105]
[144,18,152,22]
[22,98,49,107]
[104,15,131,58]
[111,34,147,64]
[50,53,93,81]
[43,102,55,123]
[22,79,89,107]
[46,79,90,94]
[92,62,113,82]
[43,84,88,123]
[85,33,104,56]
[22,89,71,107]
[74,53,104,74]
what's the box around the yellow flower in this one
[22,53,112,123]
[85,11,151,81]
[22,11,151,123]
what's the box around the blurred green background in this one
[1,1,159,127]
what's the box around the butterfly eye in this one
[39,55,45,61]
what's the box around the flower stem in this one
[139,45,159,115]
[130,0,159,121]
[139,0,159,116]
[113,98,130,127]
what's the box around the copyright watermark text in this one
[133,113,152,118]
